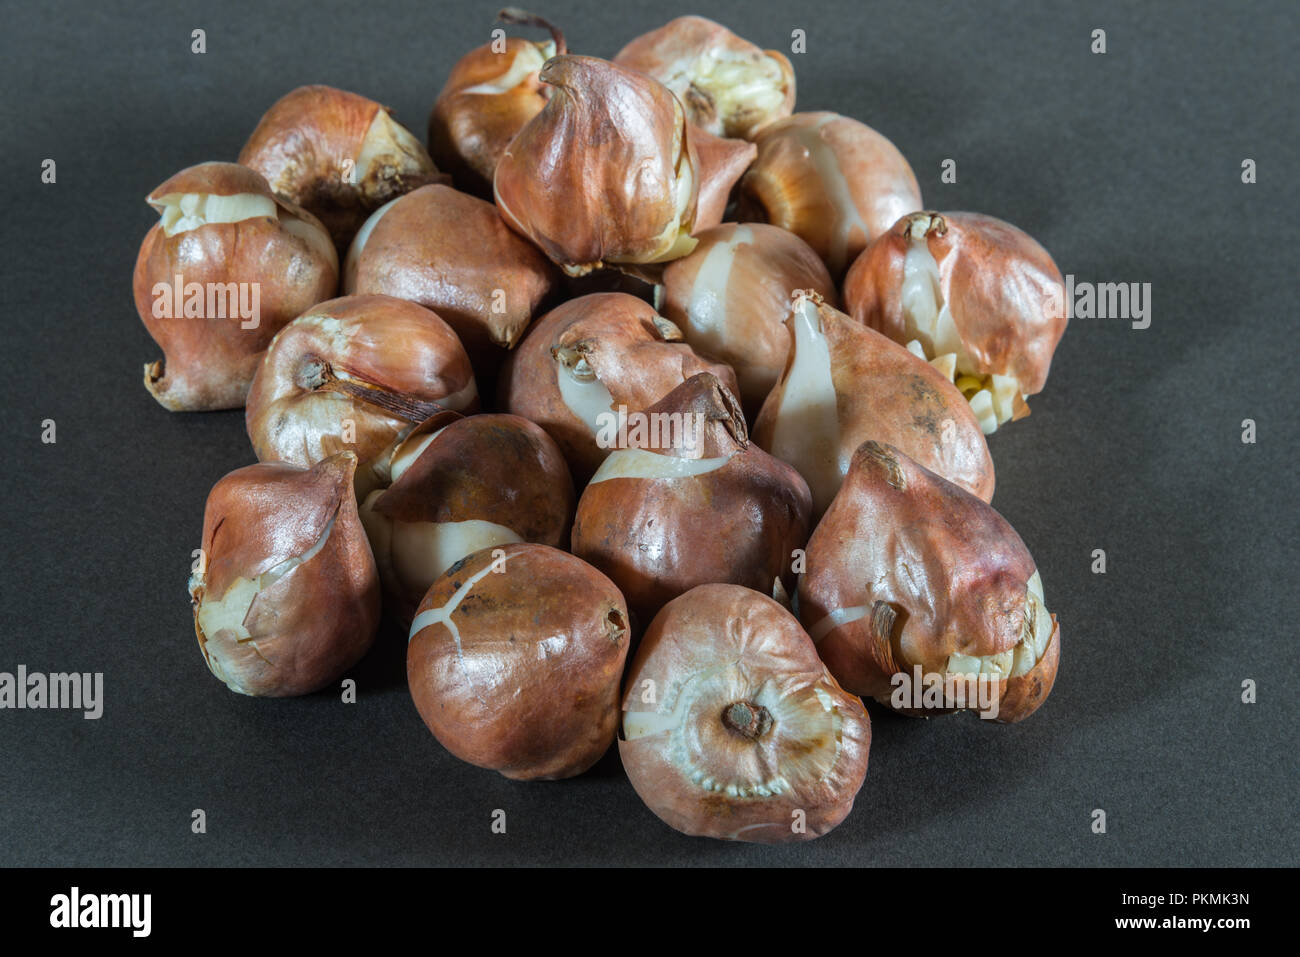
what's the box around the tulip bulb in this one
[245,295,478,497]
[738,112,922,278]
[239,84,443,249]
[345,184,558,367]
[359,412,575,625]
[407,544,630,780]
[428,8,565,196]
[493,55,701,276]
[133,162,338,412]
[189,452,381,697]
[799,441,1060,723]
[571,373,810,624]
[613,16,795,139]
[844,211,1068,433]
[656,223,838,416]
[619,584,871,842]
[754,292,994,518]
[499,293,739,481]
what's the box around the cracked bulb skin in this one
[571,373,811,625]
[619,584,871,842]
[843,211,1068,434]
[656,223,839,417]
[613,15,795,140]
[738,112,922,279]
[799,442,1060,724]
[244,294,478,498]
[499,292,739,482]
[428,9,566,197]
[493,55,702,277]
[189,452,381,697]
[753,292,994,518]
[238,84,443,250]
[344,183,559,369]
[133,162,338,412]
[360,411,575,627]
[407,544,630,781]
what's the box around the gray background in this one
[0,0,1295,866]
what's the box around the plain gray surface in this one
[0,0,1296,866]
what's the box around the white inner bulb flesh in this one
[691,52,787,136]
[767,296,844,515]
[436,379,479,414]
[900,236,1024,434]
[589,447,735,483]
[391,520,522,592]
[556,356,617,435]
[461,41,553,95]
[388,427,448,483]
[784,115,868,274]
[682,225,752,353]
[155,192,277,237]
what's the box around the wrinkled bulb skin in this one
[493,55,703,277]
[360,412,575,626]
[407,544,630,780]
[656,223,839,417]
[428,8,567,197]
[345,184,559,370]
[571,373,811,626]
[753,291,994,519]
[844,211,1068,433]
[132,162,339,412]
[738,112,923,279]
[499,292,740,482]
[613,15,796,140]
[799,442,1061,724]
[238,84,444,250]
[619,584,871,842]
[244,295,479,498]
[189,452,381,697]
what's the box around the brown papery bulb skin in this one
[407,544,630,780]
[738,112,922,279]
[133,162,338,412]
[244,295,478,497]
[753,292,993,519]
[345,184,558,370]
[189,452,381,697]
[493,55,701,277]
[619,584,870,842]
[657,223,838,417]
[428,9,566,197]
[239,84,443,249]
[499,293,739,483]
[613,15,796,139]
[571,373,810,625]
[360,412,575,626]
[689,126,757,231]
[843,211,1068,433]
[799,442,1060,724]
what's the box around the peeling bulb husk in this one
[799,441,1060,723]
[189,452,381,697]
[133,162,338,412]
[619,584,871,842]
